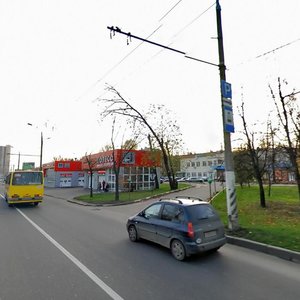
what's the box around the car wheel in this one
[128,225,139,242]
[171,239,186,261]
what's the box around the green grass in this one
[211,185,300,252]
[75,183,190,203]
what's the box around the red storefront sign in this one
[60,173,72,177]
[82,150,161,170]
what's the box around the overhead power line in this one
[256,37,300,59]
[76,1,214,102]
[159,0,184,22]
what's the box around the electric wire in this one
[102,2,216,91]
[158,0,184,22]
[228,37,300,71]
[75,24,163,102]
[255,37,300,59]
[77,1,216,103]
[75,1,186,102]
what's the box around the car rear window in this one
[186,204,218,222]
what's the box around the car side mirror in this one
[139,211,149,219]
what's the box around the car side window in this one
[161,204,184,223]
[144,203,162,219]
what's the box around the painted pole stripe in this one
[16,208,124,300]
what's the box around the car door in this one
[156,204,184,247]
[137,203,163,242]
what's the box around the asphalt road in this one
[0,185,300,300]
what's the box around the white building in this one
[179,151,225,180]
[0,145,12,180]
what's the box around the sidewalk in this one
[44,186,300,264]
[45,187,87,201]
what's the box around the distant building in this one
[81,149,161,191]
[43,150,161,190]
[0,145,12,179]
[179,151,225,180]
[44,160,83,187]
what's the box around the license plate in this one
[205,230,216,238]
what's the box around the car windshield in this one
[12,172,43,185]
[186,204,217,222]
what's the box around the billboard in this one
[22,162,35,170]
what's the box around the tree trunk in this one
[115,172,120,201]
[89,171,93,198]
[257,177,266,208]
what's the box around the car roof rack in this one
[175,196,205,202]
[159,198,183,204]
[159,196,205,204]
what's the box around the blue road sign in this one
[224,105,235,133]
[221,80,232,99]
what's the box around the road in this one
[0,184,299,300]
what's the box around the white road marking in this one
[16,208,124,300]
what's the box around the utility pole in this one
[216,0,239,230]
[40,131,43,171]
[107,0,239,230]
[7,152,40,170]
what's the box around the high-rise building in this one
[0,145,12,179]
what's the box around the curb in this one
[63,186,192,207]
[226,235,300,264]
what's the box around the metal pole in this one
[40,131,43,171]
[216,0,239,230]
[18,152,20,170]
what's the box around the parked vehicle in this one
[160,177,169,183]
[201,176,208,182]
[126,196,226,260]
[176,177,187,182]
[185,177,204,183]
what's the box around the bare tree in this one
[110,116,143,201]
[269,78,300,199]
[98,85,183,190]
[83,153,98,198]
[238,102,270,208]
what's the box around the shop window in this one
[130,167,137,175]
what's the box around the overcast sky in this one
[1,0,299,169]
